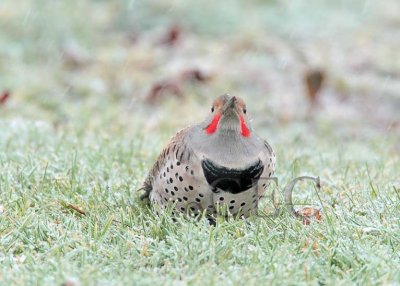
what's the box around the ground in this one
[0,0,399,285]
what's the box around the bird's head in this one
[204,94,251,137]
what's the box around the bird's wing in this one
[256,139,276,196]
[263,140,274,157]
[139,127,192,200]
[263,140,276,174]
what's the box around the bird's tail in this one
[137,183,152,201]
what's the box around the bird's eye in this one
[243,108,247,114]
[211,107,214,113]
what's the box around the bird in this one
[139,94,276,219]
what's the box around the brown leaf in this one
[181,69,213,83]
[66,204,86,216]
[160,25,181,46]
[145,68,212,104]
[296,207,322,225]
[0,90,10,105]
[304,69,325,106]
[146,79,183,104]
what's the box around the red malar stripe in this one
[240,116,250,137]
[205,114,221,134]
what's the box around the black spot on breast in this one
[201,159,264,194]
[241,202,246,206]
[179,176,183,182]
[195,198,201,203]
[174,186,178,191]
[219,197,224,201]
[178,197,182,202]
[189,186,194,190]
[184,187,189,192]
[229,206,234,210]
[183,196,188,201]
[169,178,173,183]
[167,167,169,172]
[199,193,204,197]
[230,200,235,204]
[165,188,169,193]
[177,161,181,166]
[171,191,175,196]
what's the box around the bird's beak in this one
[222,96,238,114]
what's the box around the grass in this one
[1,0,399,285]
[0,118,399,285]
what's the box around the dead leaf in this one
[181,69,213,82]
[296,207,322,225]
[146,79,183,104]
[66,204,86,216]
[304,69,325,106]
[159,25,181,46]
[0,90,10,105]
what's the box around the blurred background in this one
[0,0,399,152]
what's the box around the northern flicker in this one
[140,95,276,218]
